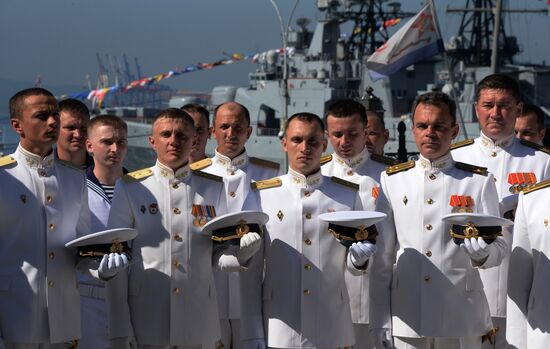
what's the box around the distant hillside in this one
[0,78,86,116]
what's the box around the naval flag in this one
[366,0,444,81]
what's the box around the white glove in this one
[237,232,262,263]
[461,237,490,262]
[371,328,393,349]
[349,241,377,267]
[110,336,137,349]
[98,252,129,279]
[241,339,266,349]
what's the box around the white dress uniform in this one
[197,150,281,347]
[241,168,364,349]
[321,148,391,349]
[370,154,505,348]
[507,180,550,349]
[76,167,114,349]
[106,160,230,348]
[452,132,550,348]
[0,145,90,345]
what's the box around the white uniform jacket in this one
[200,150,281,323]
[370,154,505,338]
[507,181,550,349]
[321,148,383,324]
[106,160,229,347]
[0,145,90,344]
[452,133,550,318]
[241,168,364,348]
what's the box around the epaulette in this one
[450,139,474,150]
[189,158,212,171]
[370,153,400,166]
[122,168,153,183]
[320,154,332,166]
[193,170,223,183]
[331,176,359,190]
[0,155,16,168]
[455,161,488,176]
[57,158,84,171]
[520,139,550,155]
[251,177,282,191]
[249,157,280,170]
[386,160,415,175]
[523,179,550,195]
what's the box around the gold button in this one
[425,250,432,257]
[491,151,497,157]
[48,252,55,259]
[347,170,353,176]
[304,191,310,197]
[427,198,434,205]
[49,223,55,230]
[229,191,236,198]
[304,264,312,270]
[305,213,312,219]
[426,224,433,231]
[429,174,437,180]
[173,208,181,214]
[172,183,179,189]
[48,281,54,287]
[304,238,312,245]
[424,276,431,283]
[173,260,180,267]
[174,234,183,242]
[173,287,180,294]
[46,196,53,203]
[303,289,311,295]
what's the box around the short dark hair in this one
[88,114,128,134]
[476,74,521,102]
[9,87,55,120]
[325,99,368,127]
[152,108,194,130]
[181,103,210,126]
[411,91,457,124]
[520,104,545,130]
[366,110,386,129]
[58,98,90,119]
[285,112,325,137]
[213,102,250,126]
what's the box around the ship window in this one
[256,104,280,136]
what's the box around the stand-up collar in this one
[479,131,515,149]
[418,152,453,173]
[214,149,249,169]
[334,147,368,170]
[155,160,190,180]
[288,167,323,189]
[16,144,54,170]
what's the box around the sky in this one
[1,0,549,103]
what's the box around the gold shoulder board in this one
[386,160,415,175]
[523,179,550,195]
[370,153,400,166]
[450,139,474,150]
[249,157,280,170]
[193,170,223,183]
[189,158,212,171]
[520,139,550,155]
[0,155,16,168]
[320,154,333,166]
[251,177,282,191]
[331,176,359,190]
[122,168,153,182]
[454,161,488,176]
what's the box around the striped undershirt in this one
[100,183,116,201]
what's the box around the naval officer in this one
[181,103,211,164]
[451,74,550,349]
[322,99,391,349]
[370,91,506,349]
[0,88,95,348]
[241,112,378,349]
[106,108,261,349]
[506,179,550,349]
[193,102,281,349]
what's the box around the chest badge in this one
[372,186,379,201]
[508,172,537,194]
[277,210,284,221]
[149,203,158,214]
[192,204,216,227]
[544,218,548,228]
[449,195,474,213]
[20,195,26,204]
[403,196,408,205]
[140,205,146,214]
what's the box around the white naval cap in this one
[442,213,513,245]
[202,210,269,244]
[65,228,138,258]
[319,210,387,246]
